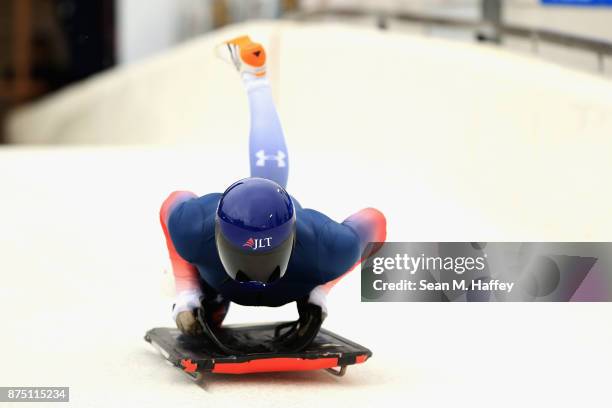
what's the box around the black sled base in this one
[145,323,372,380]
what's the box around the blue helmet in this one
[215,177,296,284]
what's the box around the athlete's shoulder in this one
[296,207,332,228]
[193,193,223,211]
[296,207,361,278]
[168,193,221,262]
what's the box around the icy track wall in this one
[8,21,612,146]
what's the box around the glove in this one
[282,299,324,351]
[307,286,328,320]
[172,289,203,336]
[273,289,327,352]
[176,310,203,336]
[296,299,325,334]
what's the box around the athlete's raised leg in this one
[219,36,289,188]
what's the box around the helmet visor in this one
[215,222,294,283]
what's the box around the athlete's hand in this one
[307,286,328,320]
[289,286,328,350]
[172,289,203,336]
[297,300,326,329]
[273,296,325,352]
[175,310,203,336]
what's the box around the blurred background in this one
[1,0,612,143]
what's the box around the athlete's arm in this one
[317,208,387,295]
[160,191,201,293]
[159,191,204,331]
[342,207,387,259]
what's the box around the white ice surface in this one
[1,145,612,407]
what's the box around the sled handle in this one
[196,300,323,354]
[196,307,242,355]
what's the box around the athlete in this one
[160,36,386,349]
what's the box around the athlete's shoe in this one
[216,35,267,78]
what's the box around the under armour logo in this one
[255,149,286,168]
